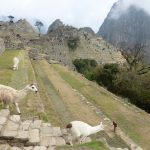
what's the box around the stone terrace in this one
[0,109,73,150]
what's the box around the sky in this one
[0,0,118,33]
[110,0,150,19]
[0,0,150,33]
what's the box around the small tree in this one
[35,21,44,37]
[8,15,14,23]
[121,43,150,75]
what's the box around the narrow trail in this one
[40,60,101,125]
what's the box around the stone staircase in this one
[0,109,72,150]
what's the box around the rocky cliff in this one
[47,19,64,33]
[97,0,150,63]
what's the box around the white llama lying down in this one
[13,57,19,70]
[0,84,38,114]
[66,120,104,145]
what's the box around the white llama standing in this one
[66,120,104,145]
[13,57,19,70]
[0,84,38,114]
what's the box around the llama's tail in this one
[66,123,72,128]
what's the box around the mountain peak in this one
[79,27,95,35]
[97,0,150,63]
[47,19,64,33]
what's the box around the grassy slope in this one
[1,50,150,149]
[33,60,129,148]
[0,51,110,149]
[52,64,150,150]
[57,141,109,150]
[0,50,44,118]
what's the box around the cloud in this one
[110,0,150,19]
[0,0,117,32]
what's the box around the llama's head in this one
[27,84,38,93]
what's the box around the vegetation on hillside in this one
[67,36,80,50]
[73,59,150,113]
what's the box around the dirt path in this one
[39,60,101,125]
[32,60,75,126]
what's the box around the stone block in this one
[41,123,51,127]
[40,127,62,137]
[29,129,40,145]
[9,115,20,123]
[30,120,42,129]
[16,130,29,141]
[0,117,7,125]
[1,130,17,139]
[40,136,56,146]
[5,120,19,131]
[34,146,47,150]
[47,147,55,150]
[51,127,62,136]
[20,120,32,131]
[0,144,10,150]
[23,146,33,150]
[0,109,10,118]
[55,137,66,146]
[10,147,21,150]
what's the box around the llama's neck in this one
[89,124,103,135]
[17,86,29,100]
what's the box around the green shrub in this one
[95,63,119,89]
[74,59,150,112]
[73,59,98,80]
[67,36,80,50]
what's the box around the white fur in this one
[67,121,104,145]
[0,84,38,114]
[13,57,19,70]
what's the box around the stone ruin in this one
[0,109,74,150]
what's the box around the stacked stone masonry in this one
[0,109,70,150]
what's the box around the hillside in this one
[0,50,150,149]
[97,0,150,63]
[0,19,126,68]
[0,19,38,50]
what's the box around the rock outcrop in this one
[47,19,64,33]
[97,0,150,63]
[79,27,95,35]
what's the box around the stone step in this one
[0,144,54,150]
[0,109,93,148]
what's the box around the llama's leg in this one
[15,102,21,114]
[79,136,87,144]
